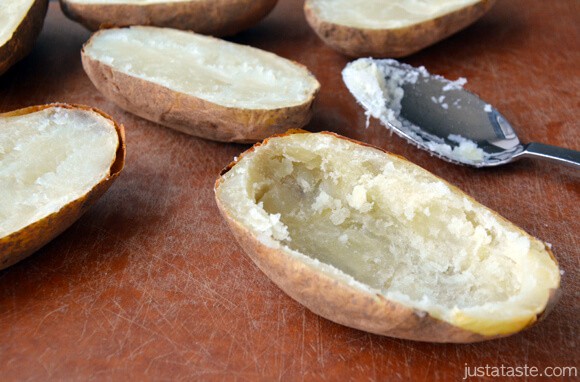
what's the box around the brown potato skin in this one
[81,31,320,143]
[0,0,48,76]
[59,0,278,36]
[215,131,560,343]
[304,0,496,58]
[0,104,126,270]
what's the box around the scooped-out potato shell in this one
[59,0,278,36]
[214,131,561,343]
[304,0,497,57]
[0,104,125,270]
[81,27,320,143]
[0,0,49,75]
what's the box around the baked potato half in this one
[0,0,48,75]
[59,0,278,36]
[215,131,561,343]
[304,0,497,57]
[82,26,320,143]
[0,104,125,270]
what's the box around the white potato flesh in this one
[0,107,119,237]
[83,27,319,109]
[309,0,480,29]
[217,133,560,333]
[0,0,36,46]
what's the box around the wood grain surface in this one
[1,1,578,380]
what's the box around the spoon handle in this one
[517,142,580,169]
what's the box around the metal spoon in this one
[343,59,580,168]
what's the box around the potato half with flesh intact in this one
[215,132,561,342]
[0,0,49,75]
[0,104,125,270]
[59,0,278,36]
[304,0,497,57]
[82,26,320,143]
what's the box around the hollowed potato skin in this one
[304,0,497,58]
[0,104,126,270]
[0,0,49,76]
[81,32,320,143]
[59,0,278,36]
[214,131,561,343]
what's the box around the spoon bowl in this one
[343,58,580,169]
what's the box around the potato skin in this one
[0,104,126,270]
[81,32,319,143]
[215,131,560,343]
[59,0,278,36]
[0,0,48,76]
[304,0,496,58]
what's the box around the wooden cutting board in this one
[1,1,578,380]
